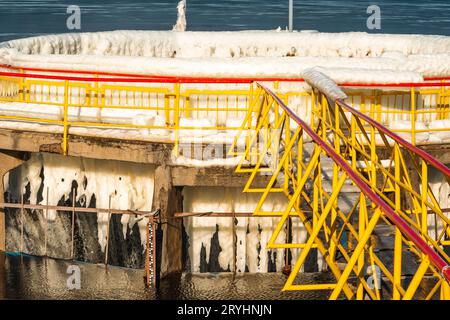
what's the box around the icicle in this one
[172,0,187,32]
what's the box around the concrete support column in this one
[0,150,26,252]
[153,164,183,279]
[0,252,5,298]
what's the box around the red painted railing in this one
[1,63,450,86]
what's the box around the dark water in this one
[1,0,450,43]
[0,253,328,300]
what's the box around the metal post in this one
[104,196,112,266]
[411,87,416,145]
[44,187,48,256]
[62,80,69,155]
[288,0,294,32]
[70,189,76,260]
[232,209,236,273]
[20,194,24,253]
[146,220,150,288]
[173,82,181,157]
[151,222,156,286]
[393,145,402,300]
[146,218,156,288]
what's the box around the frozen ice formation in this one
[301,68,347,101]
[173,0,187,32]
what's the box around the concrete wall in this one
[0,151,27,251]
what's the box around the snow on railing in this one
[0,66,449,155]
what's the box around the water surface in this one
[1,0,450,43]
[0,253,328,300]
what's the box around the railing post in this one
[296,132,303,210]
[357,194,366,299]
[376,93,381,123]
[19,68,25,102]
[330,101,340,263]
[62,80,69,155]
[393,144,403,300]
[44,187,49,256]
[246,82,254,162]
[249,82,254,113]
[70,189,76,260]
[321,94,327,141]
[441,280,450,300]
[411,87,416,145]
[350,114,357,183]
[94,74,99,108]
[20,194,24,253]
[104,196,112,266]
[310,90,316,129]
[370,122,377,190]
[439,80,445,120]
[284,111,291,193]
[184,91,190,118]
[173,82,181,157]
[421,160,428,237]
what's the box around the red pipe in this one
[260,83,450,282]
[339,82,448,88]
[0,64,305,83]
[2,63,450,83]
[0,63,175,79]
[0,70,306,84]
[425,76,450,81]
[3,63,450,85]
[1,67,449,87]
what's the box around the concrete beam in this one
[419,144,450,164]
[0,150,28,251]
[171,166,272,188]
[0,128,274,188]
[67,136,171,165]
[0,128,172,165]
[0,129,61,153]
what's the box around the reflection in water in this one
[0,252,440,300]
[0,252,328,300]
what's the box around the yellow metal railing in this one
[231,83,450,300]
[345,84,450,145]
[0,68,450,157]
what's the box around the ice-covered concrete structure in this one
[5,154,154,267]
[1,30,450,79]
[1,30,450,276]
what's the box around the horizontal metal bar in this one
[284,283,337,291]
[174,212,283,218]
[0,202,155,217]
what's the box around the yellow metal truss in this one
[231,83,450,300]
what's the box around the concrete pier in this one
[153,164,183,278]
[0,126,449,281]
[0,128,271,278]
[0,150,27,251]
